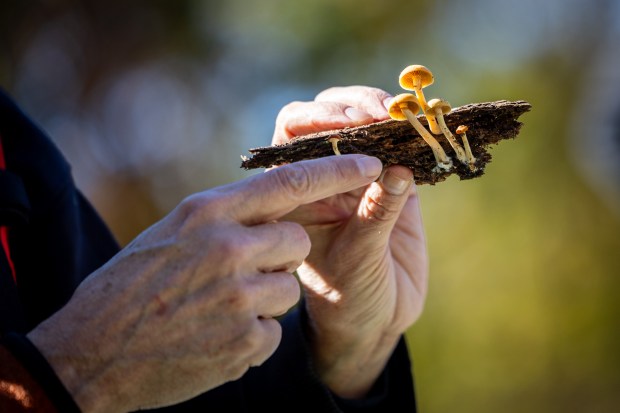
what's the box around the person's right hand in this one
[27,154,383,413]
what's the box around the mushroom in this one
[456,125,477,170]
[388,93,452,172]
[426,98,469,166]
[398,65,441,135]
[328,135,342,156]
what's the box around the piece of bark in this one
[241,100,532,185]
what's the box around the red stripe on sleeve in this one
[0,134,17,284]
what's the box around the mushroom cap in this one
[427,98,452,115]
[456,125,469,134]
[399,65,434,90]
[388,93,420,120]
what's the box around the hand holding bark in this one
[273,86,429,399]
[27,155,383,412]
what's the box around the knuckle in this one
[274,101,306,142]
[209,230,253,264]
[225,284,253,313]
[240,320,281,364]
[275,101,304,127]
[278,100,305,116]
[283,277,302,305]
[364,86,391,101]
[175,194,209,237]
[271,164,313,200]
[282,222,311,256]
[226,363,250,382]
[314,87,341,100]
[177,193,206,221]
[176,192,227,229]
[227,320,263,354]
[364,195,400,223]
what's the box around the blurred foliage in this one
[1,0,619,412]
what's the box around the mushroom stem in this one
[431,108,469,165]
[402,108,452,172]
[328,135,342,156]
[456,125,477,171]
[413,84,441,135]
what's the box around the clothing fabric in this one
[0,89,417,412]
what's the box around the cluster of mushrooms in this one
[387,64,476,172]
[326,64,476,173]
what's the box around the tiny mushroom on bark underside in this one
[388,93,452,172]
[426,98,469,166]
[456,125,477,170]
[328,135,342,156]
[399,65,441,135]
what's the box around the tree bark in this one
[241,100,532,185]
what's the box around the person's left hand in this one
[273,86,429,399]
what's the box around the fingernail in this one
[381,169,412,195]
[345,107,372,123]
[357,156,383,178]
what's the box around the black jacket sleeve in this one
[1,333,81,413]
[0,88,418,412]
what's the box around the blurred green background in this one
[2,0,619,411]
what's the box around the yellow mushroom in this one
[388,93,452,172]
[328,135,342,156]
[398,65,441,135]
[426,98,468,166]
[456,125,477,170]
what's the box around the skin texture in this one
[25,85,429,411]
[27,154,385,413]
[273,86,429,398]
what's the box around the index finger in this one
[218,155,383,225]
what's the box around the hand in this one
[273,86,429,398]
[27,155,383,413]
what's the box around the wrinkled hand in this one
[27,155,383,413]
[273,86,429,398]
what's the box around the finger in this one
[273,100,373,145]
[343,165,414,246]
[282,188,365,226]
[217,155,384,225]
[246,317,282,368]
[248,221,311,273]
[249,271,301,319]
[315,86,392,121]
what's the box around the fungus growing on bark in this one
[328,135,342,156]
[398,65,441,134]
[456,125,477,170]
[388,93,452,172]
[427,98,469,166]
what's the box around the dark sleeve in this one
[157,304,417,413]
[0,334,81,413]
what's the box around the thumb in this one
[345,165,414,246]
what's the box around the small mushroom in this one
[426,98,469,166]
[398,65,441,135]
[328,135,342,156]
[456,125,477,170]
[388,93,452,172]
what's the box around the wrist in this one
[27,316,125,413]
[304,312,401,399]
[1,332,83,413]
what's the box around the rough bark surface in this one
[241,100,532,185]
